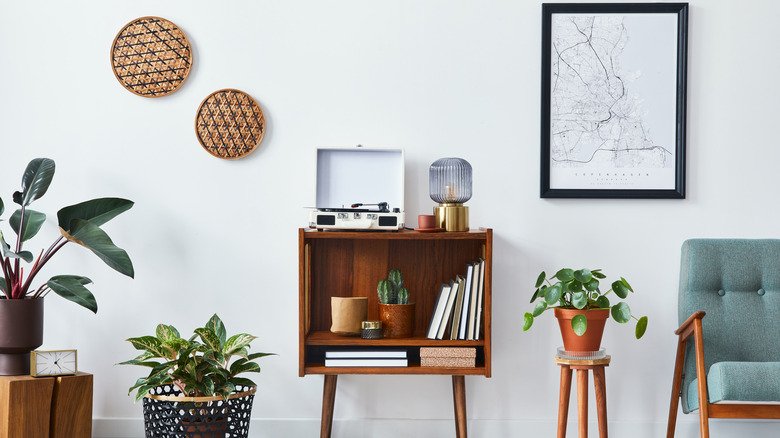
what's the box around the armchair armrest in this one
[675,311,706,340]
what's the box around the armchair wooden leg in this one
[693,319,710,438]
[667,338,686,438]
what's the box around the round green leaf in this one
[544,284,563,305]
[574,269,592,283]
[595,295,610,309]
[612,280,629,299]
[571,314,588,336]
[523,313,534,331]
[635,316,648,339]
[567,280,583,292]
[555,269,574,282]
[535,271,546,288]
[585,278,600,291]
[571,292,587,309]
[621,277,634,292]
[532,300,547,317]
[611,302,632,323]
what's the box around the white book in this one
[325,350,407,359]
[426,283,451,339]
[458,263,475,340]
[467,261,480,340]
[325,358,408,367]
[474,258,486,340]
[436,279,460,340]
[450,275,465,340]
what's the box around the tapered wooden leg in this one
[558,365,573,438]
[577,369,588,438]
[667,338,686,438]
[593,366,607,438]
[452,376,468,438]
[321,375,338,438]
[693,320,710,438]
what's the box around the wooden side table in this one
[555,356,610,438]
[0,372,92,438]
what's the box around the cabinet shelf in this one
[299,228,492,377]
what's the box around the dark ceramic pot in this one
[554,307,609,352]
[0,298,44,375]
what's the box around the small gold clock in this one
[30,350,78,377]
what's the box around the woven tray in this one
[111,16,193,97]
[195,89,266,159]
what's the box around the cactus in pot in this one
[377,269,414,337]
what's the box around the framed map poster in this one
[541,3,688,198]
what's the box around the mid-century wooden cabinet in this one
[298,228,492,438]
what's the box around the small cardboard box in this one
[420,347,476,368]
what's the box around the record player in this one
[309,147,405,230]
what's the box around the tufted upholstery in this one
[678,239,780,413]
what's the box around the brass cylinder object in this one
[434,204,469,231]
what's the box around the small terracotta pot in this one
[379,303,415,338]
[418,214,436,229]
[554,307,609,352]
[0,298,44,375]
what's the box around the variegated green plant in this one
[120,314,275,403]
[0,158,133,312]
[523,268,648,340]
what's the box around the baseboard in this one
[92,417,780,438]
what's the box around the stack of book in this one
[324,350,408,367]
[425,258,486,340]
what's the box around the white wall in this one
[1,1,778,437]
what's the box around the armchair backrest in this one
[679,239,780,412]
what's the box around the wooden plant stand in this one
[556,356,611,438]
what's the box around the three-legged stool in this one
[556,355,611,438]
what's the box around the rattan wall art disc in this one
[195,89,266,159]
[111,16,193,97]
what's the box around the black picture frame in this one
[541,3,688,199]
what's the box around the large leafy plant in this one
[0,158,134,312]
[121,314,275,403]
[523,268,648,339]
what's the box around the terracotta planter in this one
[554,308,609,352]
[0,298,44,375]
[379,303,415,338]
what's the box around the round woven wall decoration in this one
[111,16,193,97]
[195,89,266,159]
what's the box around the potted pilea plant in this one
[120,313,275,438]
[377,268,414,338]
[523,268,648,352]
[0,158,133,375]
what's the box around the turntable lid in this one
[316,148,404,211]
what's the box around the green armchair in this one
[667,239,780,438]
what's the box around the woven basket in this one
[195,89,266,159]
[111,16,193,97]
[142,384,256,438]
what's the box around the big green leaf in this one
[595,295,610,309]
[534,271,546,288]
[224,333,257,356]
[584,278,600,291]
[13,158,55,206]
[571,314,588,336]
[532,300,547,317]
[554,268,574,282]
[46,275,97,313]
[126,336,166,357]
[635,316,648,339]
[612,280,630,299]
[62,219,134,278]
[230,361,260,376]
[194,327,222,351]
[611,302,632,323]
[544,283,563,305]
[156,324,181,343]
[206,313,227,346]
[0,231,33,262]
[571,291,588,309]
[57,198,134,232]
[523,312,534,331]
[574,269,592,283]
[10,209,46,242]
